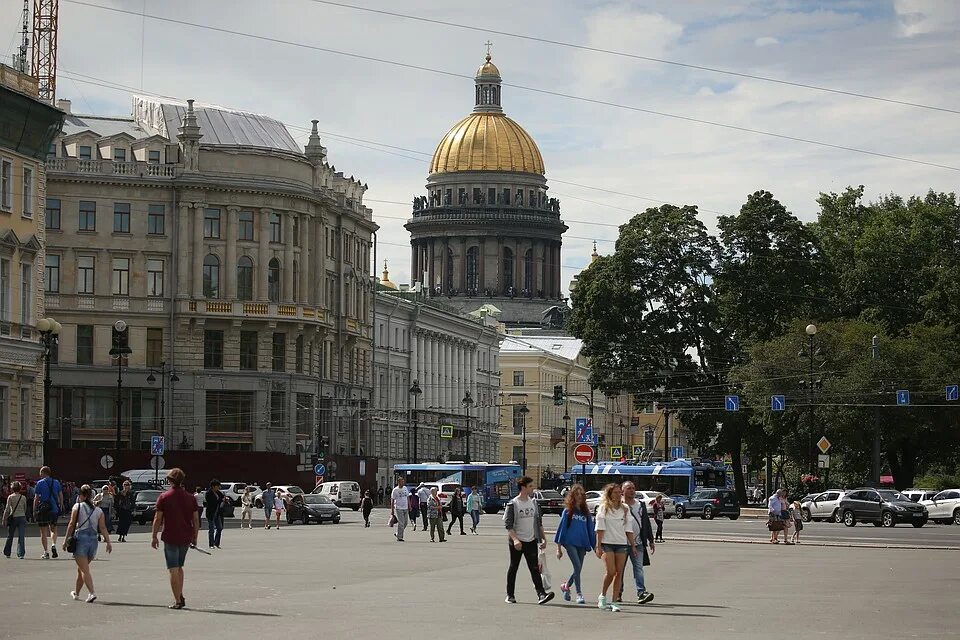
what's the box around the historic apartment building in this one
[43,96,376,473]
[371,264,502,488]
[0,64,64,476]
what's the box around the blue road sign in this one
[725,395,740,412]
[314,463,326,476]
[150,435,164,456]
[671,446,685,459]
[896,390,910,406]
[771,395,786,411]
[575,417,594,444]
[947,385,959,401]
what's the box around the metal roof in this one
[61,114,151,140]
[500,335,583,361]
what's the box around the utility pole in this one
[871,335,881,485]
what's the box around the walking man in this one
[390,476,410,542]
[503,476,554,605]
[416,484,430,531]
[467,486,482,535]
[261,484,276,529]
[152,468,199,610]
[34,466,63,559]
[619,482,655,604]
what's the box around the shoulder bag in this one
[65,504,95,553]
[6,495,22,528]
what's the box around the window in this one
[48,143,56,156]
[76,325,93,365]
[19,388,30,440]
[238,210,254,241]
[111,258,130,295]
[79,201,96,231]
[148,149,161,164]
[20,263,31,326]
[269,213,281,242]
[202,254,220,299]
[0,387,6,438]
[147,259,164,297]
[488,187,496,205]
[147,204,165,235]
[270,390,286,429]
[113,203,131,233]
[45,198,60,229]
[292,217,299,246]
[113,148,126,162]
[502,247,514,292]
[206,390,254,433]
[22,166,33,216]
[78,145,92,160]
[203,208,221,238]
[512,404,526,435]
[272,332,286,372]
[203,330,224,369]
[1,160,11,209]
[0,258,8,321]
[644,403,655,414]
[523,249,534,292]
[295,334,304,373]
[77,256,95,294]
[44,254,59,293]
[239,331,258,370]
[466,246,479,292]
[267,258,280,302]
[513,370,524,386]
[512,446,523,463]
[146,328,163,367]
[237,256,254,300]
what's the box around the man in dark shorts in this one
[34,466,63,559]
[152,468,199,609]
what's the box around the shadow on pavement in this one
[99,602,281,617]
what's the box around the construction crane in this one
[15,0,29,72]
[31,0,58,103]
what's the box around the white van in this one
[313,481,361,511]
[119,469,169,487]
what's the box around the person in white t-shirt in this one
[416,485,431,531]
[594,483,636,612]
[390,477,411,542]
[503,476,554,605]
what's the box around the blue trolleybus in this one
[392,462,522,513]
[568,459,732,496]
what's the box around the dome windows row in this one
[414,184,560,214]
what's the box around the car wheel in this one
[728,514,739,521]
[881,511,895,528]
[911,519,926,528]
[137,519,145,526]
[842,510,856,527]
[702,506,714,520]
[954,509,960,526]
[801,508,811,523]
[333,517,341,524]
[352,505,360,511]
[832,509,842,524]
[676,506,685,519]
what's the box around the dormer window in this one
[78,145,92,160]
[113,148,126,162]
[148,149,161,164]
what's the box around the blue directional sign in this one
[725,395,740,412]
[771,395,786,411]
[947,385,959,401]
[314,463,326,476]
[896,390,910,406]
[150,435,165,456]
[575,417,594,444]
[671,446,685,460]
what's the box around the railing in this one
[184,300,336,327]
[46,157,179,179]
[42,293,167,314]
[410,203,562,220]
[0,439,42,459]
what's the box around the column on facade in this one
[258,209,271,301]
[314,218,325,308]
[283,212,294,303]
[191,202,205,298]
[225,206,238,299]
[496,237,503,292]
[427,241,435,294]
[177,203,191,298]
[555,242,562,297]
[478,236,486,293]
[534,240,544,295]
[300,213,310,305]
[410,241,418,286]
[425,332,434,409]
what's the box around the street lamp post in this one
[805,323,818,476]
[146,362,180,442]
[562,409,570,474]
[36,317,61,463]
[109,320,132,471]
[871,335,881,485]
[408,381,422,463]
[519,402,530,474]
[461,391,474,462]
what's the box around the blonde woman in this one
[63,484,112,602]
[594,483,636,612]
[240,487,255,529]
[272,489,286,529]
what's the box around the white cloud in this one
[894,0,960,37]
[755,36,780,46]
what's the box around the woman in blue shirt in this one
[554,485,596,604]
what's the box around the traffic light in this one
[318,436,330,461]
[553,384,564,406]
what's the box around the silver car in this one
[801,490,846,523]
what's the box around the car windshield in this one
[136,491,161,502]
[538,490,563,499]
[879,491,904,501]
[303,495,330,504]
[285,486,304,494]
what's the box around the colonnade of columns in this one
[413,329,477,414]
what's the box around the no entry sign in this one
[574,444,595,464]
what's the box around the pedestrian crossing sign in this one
[610,446,623,459]
[440,425,454,438]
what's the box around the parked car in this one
[254,485,305,509]
[920,489,960,525]
[532,489,565,515]
[134,489,163,525]
[313,481,362,511]
[586,491,603,513]
[901,488,938,503]
[638,491,674,518]
[220,482,259,506]
[839,487,928,527]
[287,494,341,524]
[418,482,463,512]
[675,488,740,520]
[801,490,847,523]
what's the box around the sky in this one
[3,0,958,291]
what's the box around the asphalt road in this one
[1,508,957,639]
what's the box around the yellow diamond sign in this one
[817,436,831,454]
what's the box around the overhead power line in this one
[63,0,960,173]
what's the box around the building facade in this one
[43,96,375,477]
[0,65,64,475]
[405,53,568,327]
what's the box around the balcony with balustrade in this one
[46,156,178,179]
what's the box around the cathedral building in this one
[406,53,567,327]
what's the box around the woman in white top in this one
[272,489,286,529]
[594,483,636,612]
[63,484,112,603]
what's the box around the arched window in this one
[268,258,281,302]
[502,247,514,294]
[466,246,479,293]
[237,256,253,300]
[445,248,454,293]
[202,254,220,299]
[524,249,534,293]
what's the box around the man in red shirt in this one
[151,468,199,609]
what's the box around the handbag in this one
[65,503,95,553]
[6,495,22,528]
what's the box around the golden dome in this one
[430,113,545,175]
[380,260,398,290]
[476,53,500,78]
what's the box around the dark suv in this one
[676,488,740,520]
[839,487,928,528]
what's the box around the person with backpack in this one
[466,486,482,535]
[63,484,112,603]
[447,487,466,536]
[408,488,421,532]
[503,476,555,605]
[3,481,27,559]
[34,466,63,559]
[618,482,655,605]
[554,484,595,605]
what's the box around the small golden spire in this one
[591,240,599,263]
[382,259,389,280]
[485,40,493,60]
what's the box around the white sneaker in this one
[41,552,50,560]
[70,591,79,601]
[597,595,608,610]
[85,594,97,603]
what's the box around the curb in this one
[665,535,960,551]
